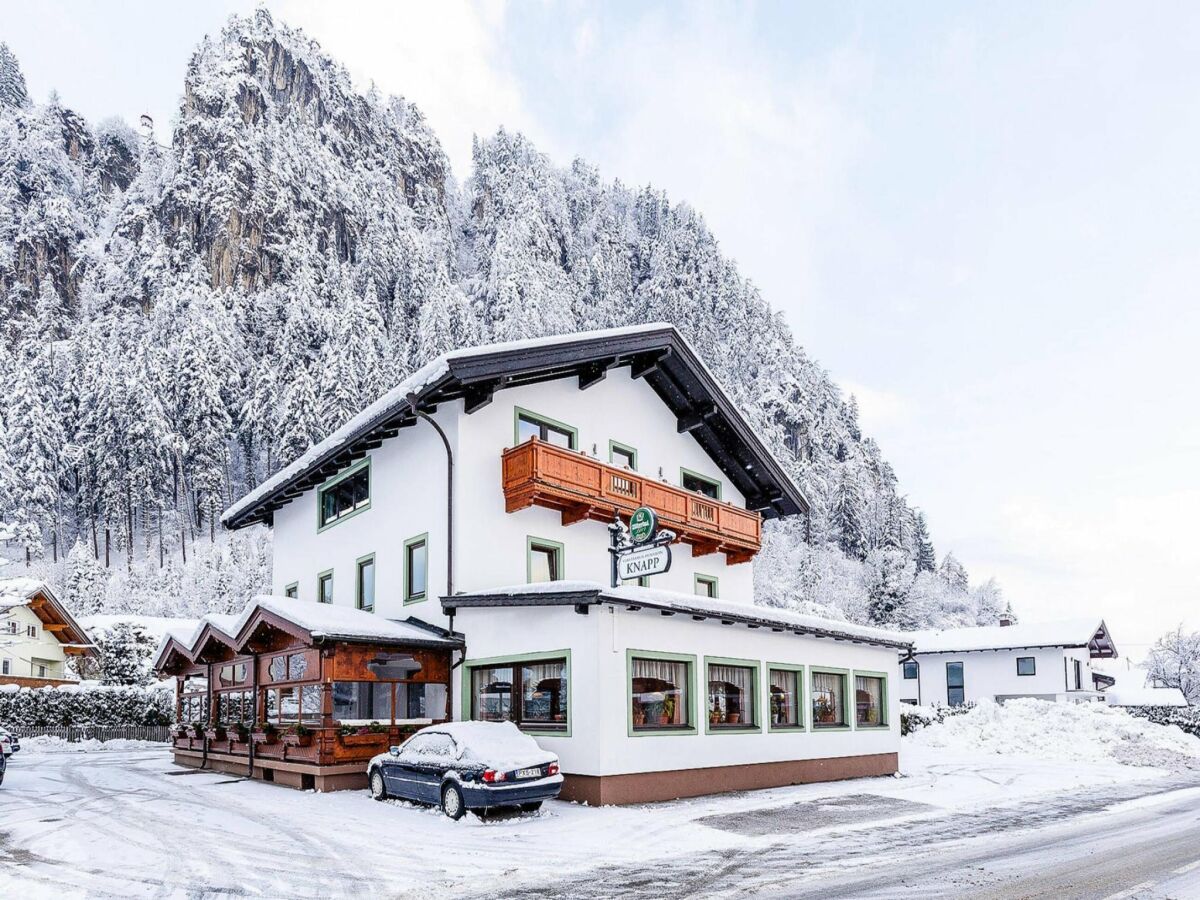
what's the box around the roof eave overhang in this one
[223,327,808,530]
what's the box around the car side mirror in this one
[389,745,401,757]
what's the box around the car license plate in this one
[515,767,542,779]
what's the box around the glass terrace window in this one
[357,556,375,612]
[1017,657,1036,676]
[681,469,721,500]
[630,656,691,731]
[812,671,847,728]
[946,662,965,706]
[470,658,568,731]
[707,662,756,729]
[855,675,886,727]
[769,668,802,728]
[902,660,919,680]
[516,410,576,449]
[404,536,427,602]
[318,461,370,529]
[528,538,563,583]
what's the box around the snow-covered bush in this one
[1129,705,1200,738]
[0,683,174,726]
[900,702,975,737]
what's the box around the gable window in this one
[769,667,803,729]
[946,661,965,706]
[318,459,371,530]
[694,574,719,599]
[855,674,887,727]
[404,535,428,603]
[527,537,564,584]
[681,468,721,500]
[515,409,577,450]
[284,582,298,599]
[26,625,37,638]
[902,660,919,680]
[609,441,637,470]
[357,555,376,612]
[1017,657,1036,676]
[707,659,758,731]
[318,570,334,604]
[812,670,848,728]
[469,655,569,733]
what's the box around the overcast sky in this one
[5,0,1198,659]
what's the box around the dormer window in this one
[515,409,577,450]
[609,441,637,470]
[681,469,721,500]
[318,460,370,530]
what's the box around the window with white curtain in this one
[630,656,690,730]
[469,657,568,731]
[855,675,886,726]
[707,662,756,728]
[769,668,801,728]
[812,671,847,728]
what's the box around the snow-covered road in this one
[1,744,1198,898]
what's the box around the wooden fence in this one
[7,725,173,743]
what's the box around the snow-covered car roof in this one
[221,323,808,530]
[371,721,556,772]
[905,618,1116,657]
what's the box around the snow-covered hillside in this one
[0,12,1001,628]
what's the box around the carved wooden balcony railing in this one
[502,437,761,564]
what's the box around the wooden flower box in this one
[338,731,389,748]
[252,730,279,745]
[282,732,314,748]
[204,727,227,742]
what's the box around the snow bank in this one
[20,735,166,753]
[906,698,1200,771]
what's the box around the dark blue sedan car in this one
[367,721,562,819]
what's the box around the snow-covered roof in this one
[79,615,202,645]
[442,581,911,649]
[0,577,97,656]
[153,595,462,672]
[222,323,808,529]
[906,618,1116,657]
[0,576,49,608]
[1106,685,1189,707]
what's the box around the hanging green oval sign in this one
[629,507,657,544]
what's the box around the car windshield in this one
[401,732,458,762]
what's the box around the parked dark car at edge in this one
[0,745,6,786]
[367,721,563,819]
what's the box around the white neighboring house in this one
[1093,660,1189,708]
[0,578,98,685]
[199,324,911,803]
[898,618,1117,706]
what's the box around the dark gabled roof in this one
[441,582,911,650]
[222,324,808,530]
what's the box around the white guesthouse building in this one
[203,324,908,804]
[897,618,1118,707]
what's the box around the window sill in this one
[854,724,890,730]
[404,594,427,605]
[630,726,698,737]
[812,724,851,732]
[768,724,806,733]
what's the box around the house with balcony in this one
[0,578,97,686]
[897,618,1118,706]
[157,324,909,802]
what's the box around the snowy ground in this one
[2,739,1199,899]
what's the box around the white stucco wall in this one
[456,604,901,777]
[898,646,1105,705]
[0,605,68,679]
[271,367,762,626]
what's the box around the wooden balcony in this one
[502,438,762,564]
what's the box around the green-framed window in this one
[461,650,572,736]
[768,664,805,731]
[811,666,851,730]
[317,570,334,605]
[705,656,761,733]
[853,670,889,728]
[514,407,578,450]
[680,467,721,500]
[356,554,376,612]
[403,534,428,604]
[283,582,298,600]
[317,457,371,531]
[694,574,719,598]
[527,536,564,583]
[608,440,638,470]
[627,649,697,736]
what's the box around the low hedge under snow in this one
[905,698,1200,771]
[0,682,174,726]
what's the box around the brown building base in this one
[559,753,899,806]
[172,749,368,792]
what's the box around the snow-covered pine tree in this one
[94,620,158,686]
[0,44,28,109]
[64,538,108,616]
[938,552,970,594]
[913,510,937,573]
[276,364,322,467]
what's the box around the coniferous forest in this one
[0,12,1004,627]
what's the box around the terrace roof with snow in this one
[0,577,97,658]
[222,324,809,530]
[906,618,1117,658]
[152,595,463,673]
[441,581,912,650]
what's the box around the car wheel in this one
[369,769,387,801]
[519,801,543,813]
[441,783,466,820]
